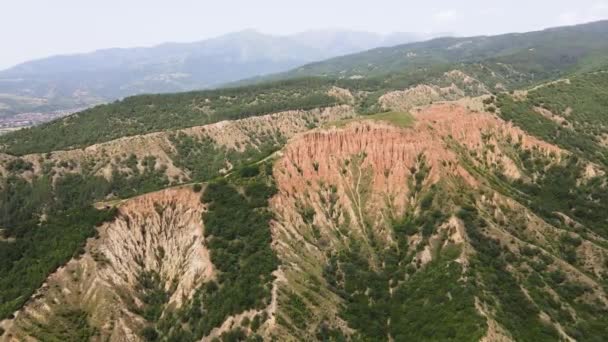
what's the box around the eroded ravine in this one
[266,103,608,340]
[2,187,212,342]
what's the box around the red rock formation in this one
[273,104,562,229]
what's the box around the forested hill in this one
[0,66,499,155]
[256,20,608,82]
[0,79,343,155]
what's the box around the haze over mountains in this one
[0,29,441,120]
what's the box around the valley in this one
[0,108,82,134]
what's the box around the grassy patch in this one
[325,111,414,129]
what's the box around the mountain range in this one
[0,29,441,119]
[252,20,608,84]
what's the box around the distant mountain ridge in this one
[0,29,441,118]
[256,20,608,84]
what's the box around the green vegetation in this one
[13,20,607,156]
[282,291,313,331]
[390,257,485,341]
[323,176,485,341]
[137,271,169,322]
[0,66,484,156]
[270,21,608,84]
[1,22,607,158]
[0,185,117,319]
[109,156,170,198]
[366,111,415,127]
[214,328,250,342]
[2,20,608,341]
[325,111,414,128]
[6,158,33,173]
[458,205,560,341]
[170,132,283,181]
[0,154,174,320]
[458,201,608,341]
[158,163,278,341]
[321,148,607,342]
[0,116,286,328]
[135,271,169,341]
[141,326,160,342]
[496,72,608,164]
[324,241,485,341]
[448,120,608,341]
[0,78,342,155]
[196,177,277,329]
[23,308,99,341]
[510,154,608,239]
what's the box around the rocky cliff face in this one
[272,103,562,236]
[2,187,211,341]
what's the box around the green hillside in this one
[495,71,608,165]
[260,20,608,84]
[0,78,341,155]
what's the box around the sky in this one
[1,0,608,69]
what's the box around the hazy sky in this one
[1,0,608,69]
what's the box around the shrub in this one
[6,158,33,173]
[141,327,159,341]
[239,165,260,178]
